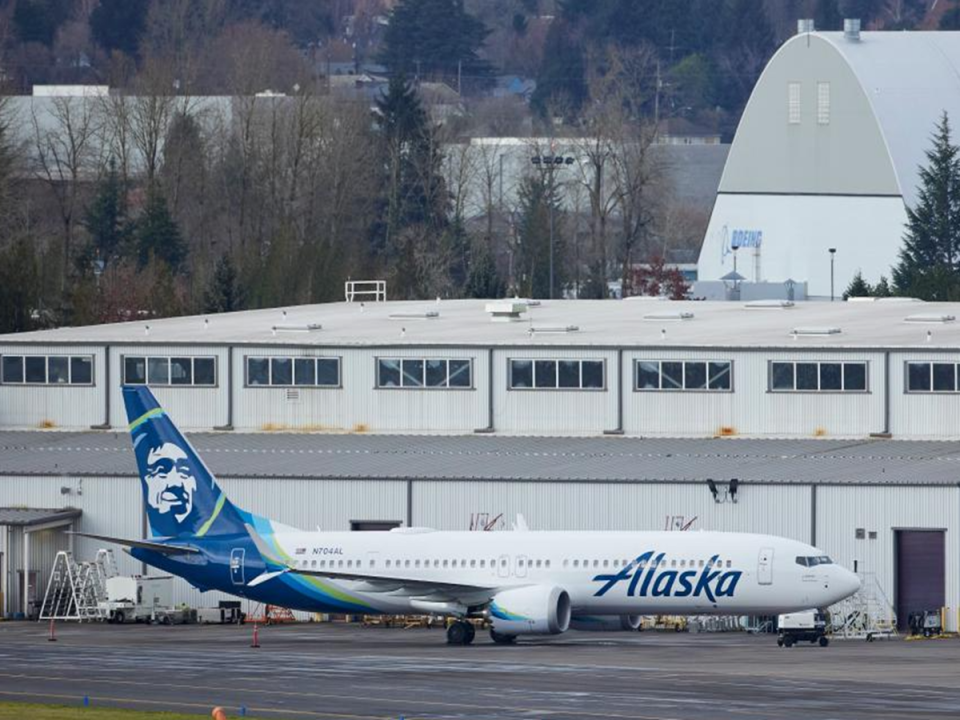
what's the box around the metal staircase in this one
[39,549,118,622]
[831,572,898,640]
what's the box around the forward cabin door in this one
[758,547,774,585]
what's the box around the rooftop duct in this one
[745,300,795,310]
[844,18,861,41]
[271,323,322,333]
[644,311,694,321]
[528,325,580,335]
[904,313,956,324]
[388,310,440,320]
[791,326,841,337]
[485,301,527,322]
[797,19,815,34]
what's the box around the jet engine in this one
[570,614,642,632]
[488,585,571,635]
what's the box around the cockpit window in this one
[796,555,833,567]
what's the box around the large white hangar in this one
[4,298,960,439]
[698,24,960,297]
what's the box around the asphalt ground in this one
[0,622,958,720]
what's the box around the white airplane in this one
[78,387,861,645]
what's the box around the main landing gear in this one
[446,620,476,645]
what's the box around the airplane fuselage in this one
[134,528,859,617]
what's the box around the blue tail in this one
[124,386,246,539]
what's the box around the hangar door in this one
[895,530,945,630]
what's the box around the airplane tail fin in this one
[123,386,246,539]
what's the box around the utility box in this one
[102,575,173,624]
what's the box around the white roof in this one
[818,31,960,207]
[3,298,960,349]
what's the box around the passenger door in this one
[758,547,774,585]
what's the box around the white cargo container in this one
[102,575,173,624]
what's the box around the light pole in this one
[829,248,837,302]
[531,154,574,299]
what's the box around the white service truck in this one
[101,575,174,624]
[777,609,829,647]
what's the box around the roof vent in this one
[486,301,527,322]
[528,325,579,335]
[844,18,861,41]
[797,18,815,34]
[904,313,956,324]
[846,296,877,303]
[791,326,841,337]
[388,310,439,320]
[745,300,795,310]
[644,311,694,321]
[272,323,322,333]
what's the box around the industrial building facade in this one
[0,299,958,630]
[3,299,960,439]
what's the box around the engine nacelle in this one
[570,614,642,632]
[489,585,571,635]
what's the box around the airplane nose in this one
[841,569,861,598]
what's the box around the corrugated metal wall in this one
[412,481,811,540]
[0,345,106,429]
[109,346,230,429]
[492,348,620,434]
[816,485,959,632]
[232,347,488,433]
[889,351,960,438]
[623,350,886,438]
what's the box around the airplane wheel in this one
[777,638,784,647]
[446,621,470,645]
[490,629,517,645]
[783,637,794,648]
[819,636,830,647]
[464,622,476,645]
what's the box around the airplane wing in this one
[245,524,497,604]
[67,531,200,555]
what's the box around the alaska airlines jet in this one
[78,387,861,645]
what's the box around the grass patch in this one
[0,702,268,720]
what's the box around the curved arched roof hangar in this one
[699,31,960,297]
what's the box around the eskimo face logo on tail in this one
[592,551,742,603]
[144,442,197,525]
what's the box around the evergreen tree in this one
[379,0,493,89]
[376,76,449,268]
[843,270,872,300]
[90,0,149,57]
[516,174,565,299]
[0,238,40,333]
[465,240,506,299]
[82,160,128,266]
[815,0,844,31]
[531,18,587,118]
[204,255,244,313]
[942,4,960,31]
[135,185,187,273]
[873,275,892,297]
[892,114,960,300]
